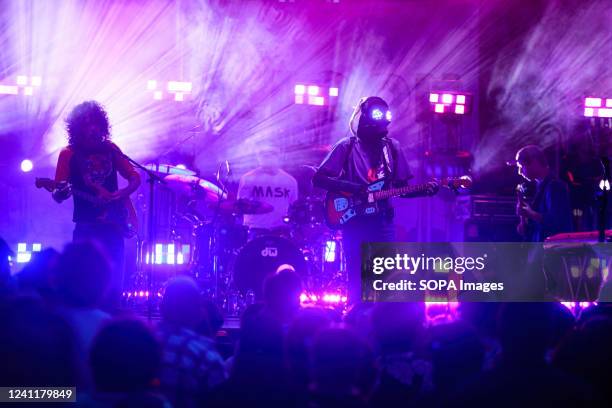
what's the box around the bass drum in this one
[233,235,307,297]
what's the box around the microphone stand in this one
[598,157,610,243]
[114,148,166,321]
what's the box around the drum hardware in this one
[126,163,350,316]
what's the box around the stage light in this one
[20,159,33,172]
[585,97,602,107]
[16,75,28,85]
[167,243,175,265]
[430,91,471,115]
[153,91,163,100]
[147,80,157,90]
[31,76,42,86]
[174,93,184,101]
[23,87,33,96]
[583,96,611,117]
[176,164,186,169]
[295,84,306,95]
[599,109,612,118]
[155,243,163,264]
[295,84,338,106]
[386,110,392,121]
[324,241,336,262]
[167,81,192,92]
[308,96,325,106]
[0,85,18,95]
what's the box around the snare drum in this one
[233,235,307,297]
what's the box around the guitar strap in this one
[382,138,397,181]
[341,136,357,177]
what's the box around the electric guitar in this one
[35,177,138,239]
[324,176,472,229]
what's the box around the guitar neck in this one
[372,181,442,201]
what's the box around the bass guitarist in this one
[52,100,141,309]
[313,96,438,303]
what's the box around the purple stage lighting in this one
[583,96,612,118]
[294,83,339,106]
[430,91,471,115]
[20,159,33,172]
[147,80,192,102]
[386,110,392,121]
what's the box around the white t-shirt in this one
[237,167,298,229]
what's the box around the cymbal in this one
[211,198,274,215]
[163,174,226,202]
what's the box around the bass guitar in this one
[35,177,138,239]
[324,176,472,229]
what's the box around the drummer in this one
[237,144,298,234]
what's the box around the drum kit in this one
[128,164,346,315]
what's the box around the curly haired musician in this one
[313,96,437,303]
[53,101,141,308]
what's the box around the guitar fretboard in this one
[372,180,448,201]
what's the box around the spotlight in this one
[16,75,28,86]
[20,159,33,172]
[386,110,392,121]
[147,80,157,90]
[295,84,306,95]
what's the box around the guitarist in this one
[53,101,141,309]
[514,145,572,242]
[313,96,438,303]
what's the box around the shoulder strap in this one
[341,137,357,177]
[382,138,396,180]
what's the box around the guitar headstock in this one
[442,175,472,192]
[35,177,56,192]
